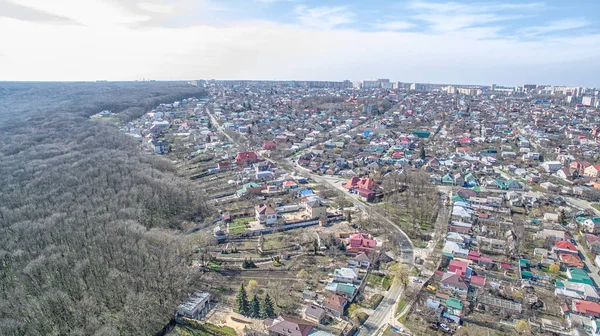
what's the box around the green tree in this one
[420,146,426,160]
[347,212,352,223]
[556,209,566,223]
[515,319,531,335]
[389,262,410,289]
[313,238,319,254]
[247,279,258,295]
[236,283,250,316]
[298,269,310,281]
[261,294,275,318]
[250,295,261,318]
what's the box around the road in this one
[358,279,405,336]
[205,105,237,146]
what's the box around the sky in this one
[0,0,599,87]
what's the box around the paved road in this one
[358,279,405,336]
[205,105,237,146]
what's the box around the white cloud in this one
[137,2,175,14]
[294,5,354,30]
[520,18,591,36]
[407,1,539,33]
[374,21,414,31]
[0,0,599,87]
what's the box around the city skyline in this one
[1,0,599,86]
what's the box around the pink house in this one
[347,233,377,253]
[449,260,468,277]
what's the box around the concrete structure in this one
[176,292,212,320]
[305,199,327,219]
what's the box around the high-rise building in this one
[362,79,380,89]
[582,96,594,106]
[381,81,393,89]
[410,83,426,91]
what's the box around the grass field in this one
[229,217,253,234]
[367,274,393,291]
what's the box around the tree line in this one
[0,82,212,335]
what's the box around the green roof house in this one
[567,268,594,286]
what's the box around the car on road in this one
[412,277,423,283]
[391,326,404,333]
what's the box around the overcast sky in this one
[0,0,599,87]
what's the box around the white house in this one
[255,204,278,225]
[333,267,361,284]
[542,161,562,173]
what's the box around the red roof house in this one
[559,254,585,268]
[449,260,468,276]
[235,151,259,166]
[265,316,315,336]
[344,177,378,190]
[263,141,277,151]
[572,300,600,318]
[554,241,578,255]
[347,233,377,253]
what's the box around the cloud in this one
[0,0,81,24]
[137,2,175,14]
[374,21,414,31]
[0,0,599,87]
[407,1,540,33]
[520,18,591,36]
[294,6,354,30]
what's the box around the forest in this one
[0,82,212,335]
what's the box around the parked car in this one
[391,326,404,333]
[439,323,450,332]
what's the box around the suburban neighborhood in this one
[108,79,600,336]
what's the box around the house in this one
[305,199,327,219]
[333,267,361,284]
[543,161,563,173]
[217,161,232,170]
[582,217,600,234]
[567,268,594,286]
[263,141,277,151]
[559,254,585,269]
[304,305,326,324]
[586,235,600,258]
[265,316,315,336]
[347,233,378,253]
[323,294,347,318]
[235,151,259,166]
[325,282,358,300]
[354,187,377,202]
[571,300,600,318]
[283,180,298,190]
[348,252,370,268]
[344,177,378,190]
[553,241,579,255]
[150,139,170,154]
[534,229,570,242]
[176,292,212,320]
[256,204,278,225]
[237,182,263,197]
[440,272,469,293]
[584,164,600,178]
[445,298,464,317]
[448,259,470,277]
[555,282,599,301]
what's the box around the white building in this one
[176,292,212,320]
[542,161,562,173]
